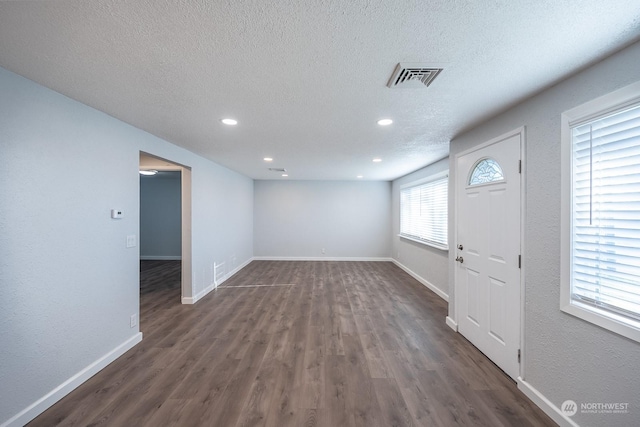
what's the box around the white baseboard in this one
[391,259,449,302]
[186,258,253,304]
[517,378,579,427]
[252,256,393,262]
[446,316,458,331]
[2,333,143,427]
[140,256,182,260]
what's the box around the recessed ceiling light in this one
[357,175,363,179]
[377,119,393,126]
[282,174,289,177]
[221,118,238,125]
[263,157,273,162]
[139,170,158,176]
[373,158,382,163]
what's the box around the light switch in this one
[126,235,136,248]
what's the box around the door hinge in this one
[519,160,522,173]
[518,255,521,269]
[518,349,521,363]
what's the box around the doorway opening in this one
[139,152,192,312]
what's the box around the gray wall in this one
[391,157,449,298]
[448,41,640,426]
[254,180,391,259]
[0,66,253,425]
[140,172,182,259]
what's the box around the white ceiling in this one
[1,1,639,181]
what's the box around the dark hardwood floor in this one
[28,260,556,426]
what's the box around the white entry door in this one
[455,131,522,380]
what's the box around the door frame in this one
[139,151,193,304]
[451,126,527,381]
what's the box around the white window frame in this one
[399,171,449,251]
[561,80,640,344]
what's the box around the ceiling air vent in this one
[268,167,287,172]
[387,63,443,89]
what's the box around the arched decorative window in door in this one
[469,158,504,185]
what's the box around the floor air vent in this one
[387,63,443,89]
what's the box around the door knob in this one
[455,256,464,263]
[457,244,463,250]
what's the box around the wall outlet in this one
[321,248,325,254]
[130,314,137,328]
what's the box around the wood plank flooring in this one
[28,260,556,426]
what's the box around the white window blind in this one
[570,103,640,323]
[400,176,448,250]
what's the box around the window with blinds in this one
[562,84,640,342]
[400,174,448,250]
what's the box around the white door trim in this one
[452,126,526,380]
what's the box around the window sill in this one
[561,300,640,344]
[398,234,448,251]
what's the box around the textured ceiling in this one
[1,1,639,180]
